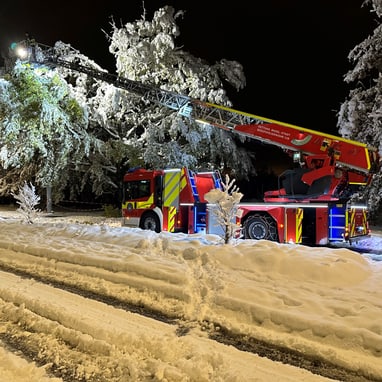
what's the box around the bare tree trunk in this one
[46,186,52,213]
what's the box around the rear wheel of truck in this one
[243,214,278,241]
[140,212,161,233]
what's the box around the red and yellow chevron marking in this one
[180,167,188,191]
[346,208,367,237]
[163,171,181,207]
[167,206,176,232]
[296,208,303,244]
[348,209,355,237]
[348,208,367,237]
[285,207,303,243]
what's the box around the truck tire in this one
[243,214,278,241]
[140,212,161,233]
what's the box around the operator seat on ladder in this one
[280,169,332,199]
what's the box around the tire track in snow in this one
[0,263,378,382]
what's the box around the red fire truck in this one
[120,123,377,246]
[14,40,381,245]
[121,167,222,235]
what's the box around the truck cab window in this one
[124,180,151,200]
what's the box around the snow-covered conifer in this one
[204,174,243,244]
[11,182,41,224]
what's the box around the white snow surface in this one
[0,208,381,382]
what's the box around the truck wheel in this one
[243,214,278,241]
[140,212,161,233]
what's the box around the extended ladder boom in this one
[12,39,380,177]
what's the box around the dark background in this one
[0,1,376,134]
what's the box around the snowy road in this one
[0,264,334,382]
[0,210,382,381]
[2,269,280,382]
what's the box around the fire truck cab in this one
[122,167,222,234]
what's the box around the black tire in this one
[243,214,278,241]
[140,212,161,233]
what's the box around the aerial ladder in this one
[11,40,379,178]
[10,39,381,245]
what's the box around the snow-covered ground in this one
[0,206,381,382]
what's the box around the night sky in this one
[0,0,377,135]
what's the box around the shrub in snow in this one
[204,174,243,244]
[11,182,42,224]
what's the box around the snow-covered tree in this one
[11,181,41,224]
[0,47,130,203]
[0,61,91,201]
[337,0,382,219]
[204,174,243,244]
[104,5,255,177]
[0,5,255,205]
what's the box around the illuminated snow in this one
[0,209,381,381]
